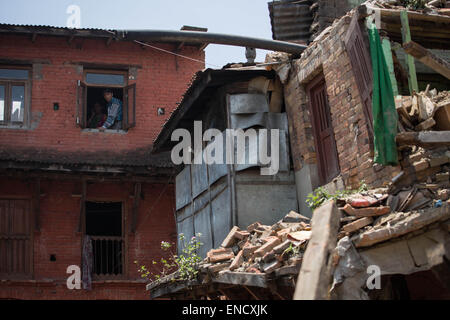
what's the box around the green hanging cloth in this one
[367,23,399,166]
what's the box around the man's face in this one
[104,92,113,102]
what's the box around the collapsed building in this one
[147,0,450,300]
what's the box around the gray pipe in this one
[120,30,307,54]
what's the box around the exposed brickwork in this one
[0,32,200,299]
[0,177,176,300]
[284,14,401,190]
[0,33,204,163]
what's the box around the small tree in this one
[135,233,203,283]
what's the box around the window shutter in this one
[76,80,87,128]
[344,12,374,139]
[0,200,32,278]
[123,83,136,129]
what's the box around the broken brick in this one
[242,243,259,258]
[262,250,275,263]
[263,260,282,273]
[276,228,291,241]
[254,236,281,257]
[208,262,231,273]
[273,240,292,254]
[342,204,391,217]
[282,211,310,223]
[229,250,244,271]
[436,172,449,182]
[234,230,250,240]
[221,226,240,248]
[429,156,449,168]
[246,222,262,233]
[207,247,234,263]
[341,217,373,233]
[413,159,430,172]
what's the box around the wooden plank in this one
[294,200,341,300]
[213,271,268,288]
[403,41,450,80]
[400,10,419,94]
[354,204,450,248]
[381,38,399,96]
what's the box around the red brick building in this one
[0,24,204,299]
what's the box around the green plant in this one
[305,181,368,210]
[135,233,203,284]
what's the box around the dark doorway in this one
[85,202,123,276]
[307,73,340,186]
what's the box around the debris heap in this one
[200,211,312,277]
[335,89,450,248]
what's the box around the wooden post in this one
[381,38,399,96]
[400,10,419,94]
[294,200,341,300]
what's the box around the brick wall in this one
[284,13,401,191]
[0,177,176,299]
[0,33,204,157]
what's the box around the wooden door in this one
[307,74,340,185]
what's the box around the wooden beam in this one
[131,182,141,233]
[213,271,268,288]
[400,10,419,94]
[396,131,450,147]
[403,41,450,80]
[294,200,341,300]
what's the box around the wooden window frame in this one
[81,198,128,280]
[77,69,136,130]
[0,198,34,280]
[0,66,32,128]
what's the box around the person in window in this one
[88,102,107,129]
[99,89,123,131]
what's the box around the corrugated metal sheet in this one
[268,0,314,42]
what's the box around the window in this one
[307,73,340,186]
[85,202,124,277]
[0,67,31,127]
[0,200,32,279]
[77,70,136,130]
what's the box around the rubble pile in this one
[375,0,450,12]
[199,211,312,277]
[334,87,450,246]
[396,89,450,132]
